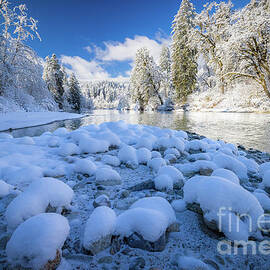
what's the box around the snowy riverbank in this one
[1,121,270,269]
[0,112,84,131]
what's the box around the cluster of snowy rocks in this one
[0,121,270,269]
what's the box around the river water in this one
[6,110,270,153]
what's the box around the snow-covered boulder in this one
[79,136,109,154]
[74,158,97,176]
[101,155,120,167]
[177,256,209,270]
[260,162,270,178]
[136,147,152,164]
[118,145,138,168]
[185,139,208,153]
[211,168,240,185]
[151,151,162,159]
[147,158,166,173]
[262,170,270,191]
[83,206,116,255]
[95,167,121,186]
[135,135,156,151]
[158,166,184,188]
[237,156,259,174]
[95,131,121,148]
[253,191,270,212]
[6,213,69,270]
[0,180,15,198]
[155,136,185,153]
[171,199,186,212]
[184,176,264,241]
[164,148,181,158]
[154,174,173,192]
[53,127,69,137]
[6,178,74,229]
[213,153,248,181]
[58,143,80,157]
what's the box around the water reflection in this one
[4,110,270,153]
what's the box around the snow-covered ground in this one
[0,121,270,269]
[0,112,84,131]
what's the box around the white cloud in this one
[95,35,170,63]
[60,55,110,81]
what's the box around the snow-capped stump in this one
[101,155,120,167]
[58,142,80,157]
[93,194,111,208]
[185,139,209,153]
[176,256,209,270]
[151,151,162,159]
[211,168,240,185]
[158,166,184,188]
[154,174,173,192]
[118,145,138,168]
[253,191,270,212]
[171,199,186,212]
[83,206,116,255]
[74,158,97,176]
[95,167,121,186]
[213,153,248,181]
[184,175,264,241]
[114,196,177,252]
[79,136,109,154]
[6,177,74,229]
[95,131,121,148]
[147,158,166,173]
[0,180,15,198]
[6,213,70,270]
[136,147,152,165]
[164,148,180,158]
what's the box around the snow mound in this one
[118,145,138,168]
[0,180,15,198]
[101,155,120,167]
[151,151,162,158]
[211,168,240,185]
[259,162,270,178]
[95,131,121,148]
[6,213,69,270]
[158,166,184,187]
[135,136,156,151]
[95,167,121,186]
[171,199,187,212]
[136,148,152,164]
[185,139,208,152]
[74,159,97,175]
[154,174,173,191]
[213,153,248,181]
[237,156,259,174]
[79,136,109,154]
[253,192,270,212]
[262,170,270,188]
[147,158,166,173]
[83,206,116,250]
[6,177,74,229]
[156,136,185,153]
[58,143,80,157]
[184,176,264,241]
[164,148,180,158]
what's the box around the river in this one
[5,110,270,153]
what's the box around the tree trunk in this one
[262,74,270,99]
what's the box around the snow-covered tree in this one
[0,1,56,111]
[43,54,65,109]
[159,45,172,99]
[171,0,197,102]
[68,73,81,112]
[130,47,162,111]
[192,1,232,94]
[224,0,270,99]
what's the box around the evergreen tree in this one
[68,73,81,112]
[43,54,64,109]
[130,47,162,111]
[171,0,197,102]
[159,45,172,99]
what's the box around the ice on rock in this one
[0,180,15,198]
[101,155,120,167]
[185,139,209,152]
[83,206,116,253]
[95,167,121,186]
[177,256,209,270]
[213,153,248,181]
[58,143,80,157]
[171,199,187,212]
[154,174,173,191]
[147,158,166,173]
[115,207,168,242]
[259,162,270,178]
[118,145,138,168]
[79,136,109,154]
[6,213,69,270]
[158,166,184,187]
[6,177,74,229]
[211,168,240,185]
[184,176,264,241]
[136,147,152,164]
[74,158,97,175]
[164,148,180,158]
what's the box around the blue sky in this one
[19,0,250,81]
